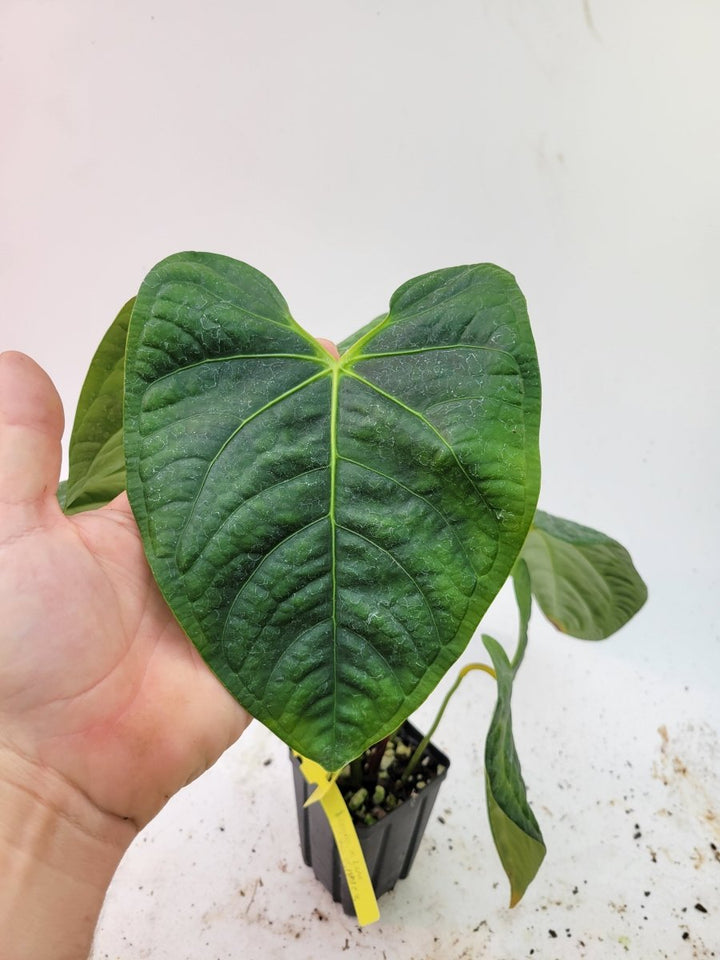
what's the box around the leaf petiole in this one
[402,662,496,783]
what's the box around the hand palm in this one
[0,353,249,828]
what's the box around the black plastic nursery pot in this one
[291,721,450,916]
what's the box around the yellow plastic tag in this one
[299,756,339,807]
[296,754,380,926]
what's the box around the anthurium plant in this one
[59,252,646,907]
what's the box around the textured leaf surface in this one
[124,252,541,768]
[483,568,545,907]
[63,299,132,514]
[520,510,647,640]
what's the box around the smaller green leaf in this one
[520,510,648,641]
[511,558,531,671]
[483,631,545,907]
[63,299,132,514]
[56,479,68,510]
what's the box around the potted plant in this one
[59,251,646,922]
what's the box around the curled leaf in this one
[62,299,132,514]
[483,631,545,906]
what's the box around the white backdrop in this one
[2,2,719,957]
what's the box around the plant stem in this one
[349,757,363,790]
[401,662,496,783]
[365,735,390,782]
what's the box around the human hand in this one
[0,351,252,832]
[0,339,340,959]
[0,350,255,959]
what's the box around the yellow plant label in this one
[295,754,380,926]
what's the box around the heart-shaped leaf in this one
[123,252,541,769]
[62,299,132,514]
[483,563,546,906]
[520,510,647,640]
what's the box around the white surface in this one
[91,618,720,960]
[1,1,719,957]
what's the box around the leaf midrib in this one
[329,362,340,762]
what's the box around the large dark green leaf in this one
[483,563,546,906]
[123,252,541,769]
[62,299,132,514]
[520,510,647,640]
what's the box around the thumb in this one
[0,352,64,513]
